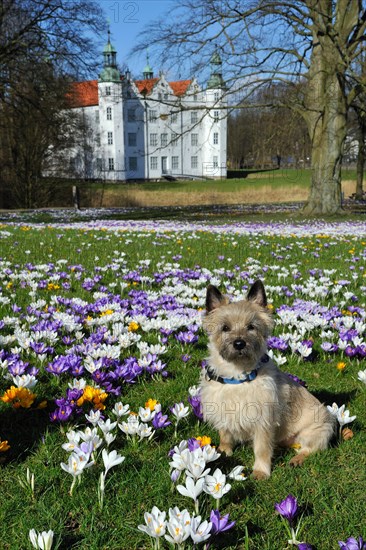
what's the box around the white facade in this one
[66,41,227,181]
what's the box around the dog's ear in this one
[247,280,267,307]
[206,285,228,312]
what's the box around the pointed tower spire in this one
[207,48,226,89]
[143,49,154,79]
[99,26,121,82]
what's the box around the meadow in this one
[0,215,365,549]
[35,167,361,209]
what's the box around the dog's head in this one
[203,280,273,366]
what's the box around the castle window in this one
[191,133,198,146]
[171,112,178,123]
[96,133,101,147]
[106,86,111,96]
[213,155,218,168]
[171,133,178,146]
[214,92,219,101]
[150,157,158,170]
[149,110,157,122]
[128,133,137,147]
[213,110,219,122]
[213,132,219,145]
[191,111,198,124]
[106,107,112,120]
[95,110,100,123]
[150,133,158,147]
[128,108,136,122]
[129,157,138,171]
[161,133,168,147]
[172,156,179,170]
[108,158,114,171]
[191,156,198,169]
[108,131,113,145]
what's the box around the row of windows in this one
[96,130,219,148]
[97,155,220,172]
[99,108,220,124]
[149,132,219,147]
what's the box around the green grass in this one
[0,222,365,549]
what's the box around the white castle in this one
[65,33,227,181]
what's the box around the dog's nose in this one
[233,339,246,350]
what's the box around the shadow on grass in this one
[0,406,51,464]
[312,388,357,407]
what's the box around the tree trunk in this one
[303,15,347,215]
[355,124,365,200]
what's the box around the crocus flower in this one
[338,537,366,550]
[357,369,366,385]
[29,529,54,550]
[210,509,236,534]
[152,411,171,430]
[138,506,167,540]
[177,476,205,513]
[274,494,298,523]
[190,515,212,544]
[102,449,125,476]
[204,468,231,500]
[228,465,247,481]
[297,544,313,550]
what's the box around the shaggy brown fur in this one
[200,281,335,479]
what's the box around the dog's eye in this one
[247,323,255,331]
[222,324,230,332]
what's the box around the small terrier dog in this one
[200,280,335,479]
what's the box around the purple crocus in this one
[187,437,201,451]
[188,394,203,421]
[152,411,171,430]
[274,494,298,523]
[338,537,366,550]
[210,509,236,535]
[297,544,313,550]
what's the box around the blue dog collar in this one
[205,355,269,385]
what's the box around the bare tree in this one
[137,0,366,214]
[0,0,105,208]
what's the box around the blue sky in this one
[98,0,174,78]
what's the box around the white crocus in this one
[98,418,117,434]
[336,405,356,427]
[204,468,231,500]
[102,449,125,476]
[12,374,37,389]
[228,465,247,481]
[201,444,221,463]
[118,414,141,436]
[190,516,212,544]
[29,529,54,550]
[138,423,155,440]
[164,517,191,545]
[176,476,205,504]
[112,401,130,417]
[170,402,190,420]
[138,406,156,422]
[138,506,167,540]
[185,451,210,480]
[327,402,341,416]
[104,432,116,446]
[357,369,366,385]
[85,409,101,425]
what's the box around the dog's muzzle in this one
[233,339,246,350]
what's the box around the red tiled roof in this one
[65,77,193,107]
[134,78,160,95]
[134,78,192,97]
[169,80,192,96]
[66,80,99,108]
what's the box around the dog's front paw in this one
[251,469,270,480]
[289,454,306,467]
[218,445,233,457]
